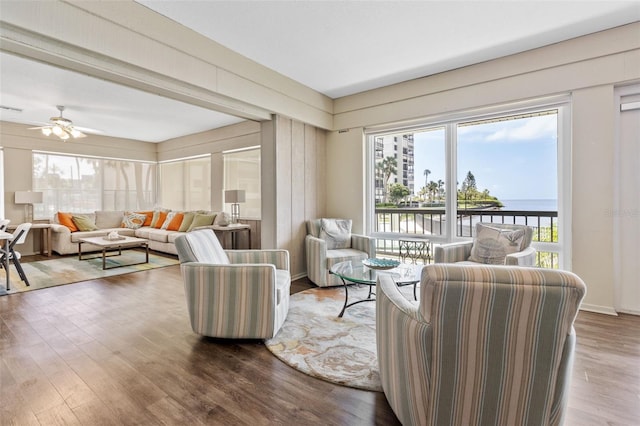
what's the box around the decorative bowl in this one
[362,258,400,270]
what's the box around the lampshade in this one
[15,191,44,204]
[225,190,246,204]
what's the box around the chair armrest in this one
[305,234,328,286]
[505,246,537,266]
[433,241,473,263]
[351,234,376,257]
[50,224,71,234]
[226,249,290,271]
[376,275,431,425]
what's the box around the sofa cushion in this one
[122,212,147,229]
[168,232,186,243]
[187,213,215,232]
[179,212,196,232]
[72,215,99,231]
[162,212,184,231]
[320,218,352,249]
[144,228,175,243]
[57,212,79,232]
[468,223,526,264]
[95,210,125,229]
[136,211,154,226]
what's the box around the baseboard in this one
[291,272,307,281]
[579,303,618,316]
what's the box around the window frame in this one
[365,96,571,269]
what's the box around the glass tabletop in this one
[330,259,422,285]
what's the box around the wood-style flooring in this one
[1,257,639,425]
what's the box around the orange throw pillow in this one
[153,211,169,229]
[136,211,154,227]
[167,213,184,231]
[58,212,78,232]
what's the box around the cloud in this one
[485,115,557,142]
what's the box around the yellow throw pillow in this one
[72,215,99,232]
[187,214,216,232]
[178,212,196,232]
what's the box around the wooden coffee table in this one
[78,236,149,270]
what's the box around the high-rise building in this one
[374,133,414,203]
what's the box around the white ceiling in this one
[1,1,639,142]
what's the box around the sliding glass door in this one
[368,100,568,268]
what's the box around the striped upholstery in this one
[305,219,376,287]
[434,224,536,266]
[377,264,586,426]
[175,231,290,339]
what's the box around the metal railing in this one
[374,207,559,267]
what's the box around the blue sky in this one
[412,113,558,200]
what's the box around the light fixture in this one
[15,191,44,222]
[224,190,246,223]
[33,105,87,141]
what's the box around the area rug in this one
[0,251,179,295]
[265,284,417,392]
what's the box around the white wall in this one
[325,23,640,315]
[261,115,327,279]
[2,3,638,312]
[0,120,261,255]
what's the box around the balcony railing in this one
[374,207,559,267]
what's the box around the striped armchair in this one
[434,223,537,266]
[175,230,290,339]
[305,218,376,287]
[377,264,586,426]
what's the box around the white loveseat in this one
[50,210,230,256]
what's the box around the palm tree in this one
[377,156,397,202]
[437,179,444,201]
[423,169,431,188]
[427,181,438,203]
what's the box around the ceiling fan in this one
[30,105,87,140]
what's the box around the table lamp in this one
[224,189,245,224]
[15,191,44,222]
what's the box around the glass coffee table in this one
[329,259,422,317]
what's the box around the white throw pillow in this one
[468,223,526,264]
[319,218,352,250]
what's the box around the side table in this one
[8,220,52,257]
[212,224,251,249]
[399,237,431,264]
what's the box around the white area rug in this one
[266,284,416,392]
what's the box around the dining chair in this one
[0,223,33,286]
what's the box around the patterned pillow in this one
[468,223,526,264]
[319,218,352,250]
[122,212,147,229]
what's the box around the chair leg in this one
[12,258,30,286]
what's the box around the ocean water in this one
[500,199,557,211]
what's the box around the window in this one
[368,100,568,268]
[223,147,261,219]
[33,152,156,217]
[158,155,211,211]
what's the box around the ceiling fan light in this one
[52,125,64,136]
[42,128,52,136]
[59,130,70,140]
[70,128,83,138]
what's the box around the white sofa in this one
[50,210,230,256]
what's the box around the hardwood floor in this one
[1,260,639,425]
